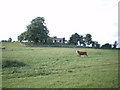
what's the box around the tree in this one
[63,37,66,44]
[46,37,53,44]
[69,33,80,45]
[91,41,95,47]
[18,17,49,43]
[79,35,84,46]
[113,41,117,49]
[18,31,29,42]
[91,41,100,48]
[27,17,49,43]
[96,43,100,48]
[8,38,12,42]
[101,43,112,49]
[84,34,92,46]
[1,40,8,42]
[18,33,24,42]
[91,41,98,47]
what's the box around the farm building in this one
[52,36,64,43]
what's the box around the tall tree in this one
[18,17,49,43]
[69,33,80,45]
[63,37,66,44]
[8,38,12,42]
[113,41,117,49]
[84,34,92,46]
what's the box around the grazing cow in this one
[76,50,88,56]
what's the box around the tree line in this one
[1,17,118,49]
[17,17,100,47]
[68,33,117,49]
[69,33,100,48]
[1,38,12,42]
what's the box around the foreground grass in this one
[2,42,119,88]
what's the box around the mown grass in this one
[2,42,119,88]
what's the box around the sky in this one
[0,0,119,47]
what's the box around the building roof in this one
[52,36,63,40]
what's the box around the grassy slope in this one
[2,42,118,88]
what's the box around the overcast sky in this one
[0,0,119,46]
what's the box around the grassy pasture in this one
[2,42,119,88]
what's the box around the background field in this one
[2,42,119,88]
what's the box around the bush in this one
[101,43,112,49]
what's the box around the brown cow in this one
[0,46,5,50]
[76,50,88,56]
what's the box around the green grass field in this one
[2,42,119,88]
